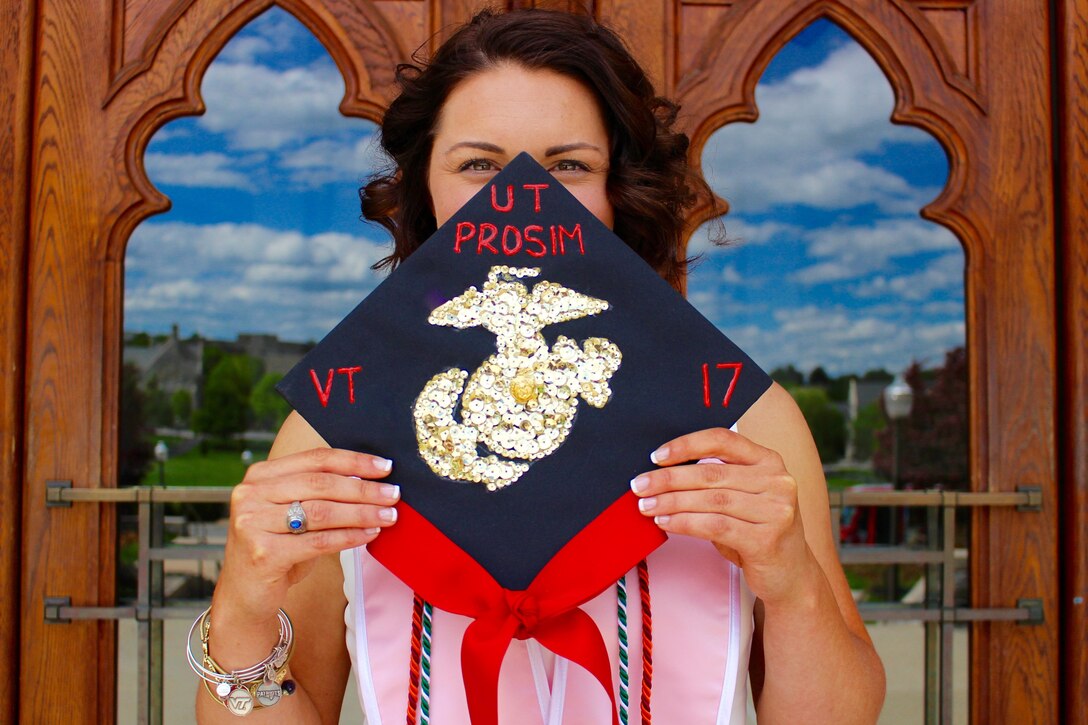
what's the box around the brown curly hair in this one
[360,7,713,289]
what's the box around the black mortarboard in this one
[277,154,771,724]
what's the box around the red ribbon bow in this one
[369,492,665,725]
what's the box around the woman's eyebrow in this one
[444,141,505,154]
[545,142,604,156]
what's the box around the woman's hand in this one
[197,414,391,721]
[631,391,884,722]
[213,447,400,637]
[629,427,817,608]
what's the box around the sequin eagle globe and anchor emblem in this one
[276,153,772,725]
[415,264,621,490]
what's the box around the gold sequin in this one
[510,373,538,404]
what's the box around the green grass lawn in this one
[825,466,884,491]
[141,443,270,487]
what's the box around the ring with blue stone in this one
[286,501,307,534]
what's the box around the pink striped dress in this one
[340,530,754,724]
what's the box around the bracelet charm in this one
[255,665,283,707]
[226,686,254,717]
[186,607,295,717]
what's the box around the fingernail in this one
[375,457,393,472]
[378,507,398,523]
[650,446,668,464]
[654,514,671,527]
[380,484,401,500]
[364,527,381,536]
[630,475,650,494]
[638,497,657,512]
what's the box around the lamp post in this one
[154,440,169,487]
[884,374,914,489]
[150,439,169,662]
[882,374,914,601]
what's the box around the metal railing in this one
[44,482,1043,725]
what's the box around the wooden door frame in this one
[1057,0,1088,720]
[1,0,1080,722]
[0,2,36,723]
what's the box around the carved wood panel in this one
[108,0,198,100]
[7,0,1070,721]
[903,0,985,108]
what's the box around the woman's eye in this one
[553,159,589,172]
[459,158,497,172]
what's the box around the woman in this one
[195,8,885,723]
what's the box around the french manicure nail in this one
[364,527,381,536]
[380,484,401,500]
[650,446,668,464]
[638,497,657,512]
[375,457,393,472]
[379,507,398,523]
[630,475,650,494]
[654,514,671,527]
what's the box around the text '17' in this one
[702,363,743,408]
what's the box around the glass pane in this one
[117,8,380,723]
[120,8,387,490]
[690,20,969,723]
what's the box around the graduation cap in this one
[277,154,771,724]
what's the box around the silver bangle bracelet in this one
[186,607,294,716]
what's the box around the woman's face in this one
[427,64,614,229]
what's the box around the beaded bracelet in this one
[186,607,296,717]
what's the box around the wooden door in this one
[10,2,411,722]
[2,1,1078,722]
[660,3,1061,722]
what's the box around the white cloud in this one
[279,134,388,187]
[748,305,965,375]
[218,9,308,63]
[150,54,379,189]
[732,159,931,215]
[125,221,391,340]
[144,152,256,190]
[791,218,961,284]
[725,218,804,245]
[217,35,275,65]
[702,42,944,214]
[806,218,958,257]
[687,218,804,256]
[853,253,964,301]
[921,300,965,316]
[146,126,190,143]
[125,279,205,310]
[685,289,722,322]
[199,60,360,150]
[913,319,966,348]
[720,265,744,284]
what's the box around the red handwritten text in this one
[702,362,743,408]
[454,222,584,257]
[310,366,363,407]
[489,182,550,213]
